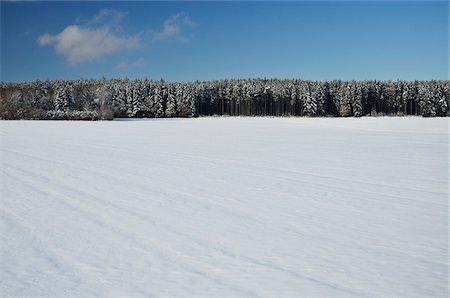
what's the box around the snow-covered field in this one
[1,117,448,297]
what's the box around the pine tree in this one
[340,84,352,117]
[153,87,164,118]
[316,83,327,116]
[352,84,363,117]
[303,82,317,116]
[418,84,436,117]
[438,95,448,116]
[54,84,69,111]
[165,86,177,117]
[289,84,297,116]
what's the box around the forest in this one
[1,78,448,120]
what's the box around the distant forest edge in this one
[1,79,449,120]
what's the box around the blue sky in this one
[1,1,448,82]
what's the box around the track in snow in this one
[1,117,448,297]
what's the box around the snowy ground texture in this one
[1,117,448,298]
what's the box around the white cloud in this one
[37,33,53,45]
[37,9,197,65]
[38,9,139,65]
[38,25,139,64]
[117,58,146,70]
[154,12,195,42]
[89,8,127,25]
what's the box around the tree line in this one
[1,78,448,120]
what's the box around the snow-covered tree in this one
[165,86,177,117]
[340,84,352,117]
[54,83,74,111]
[352,84,363,117]
[1,78,448,119]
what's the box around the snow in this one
[1,117,448,297]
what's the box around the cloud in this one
[37,9,197,64]
[38,25,139,64]
[154,12,196,42]
[89,8,127,25]
[37,9,139,65]
[37,34,53,45]
[74,8,127,27]
[116,58,146,70]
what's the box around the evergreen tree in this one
[340,84,352,117]
[352,84,363,117]
[418,84,436,117]
[165,86,177,117]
